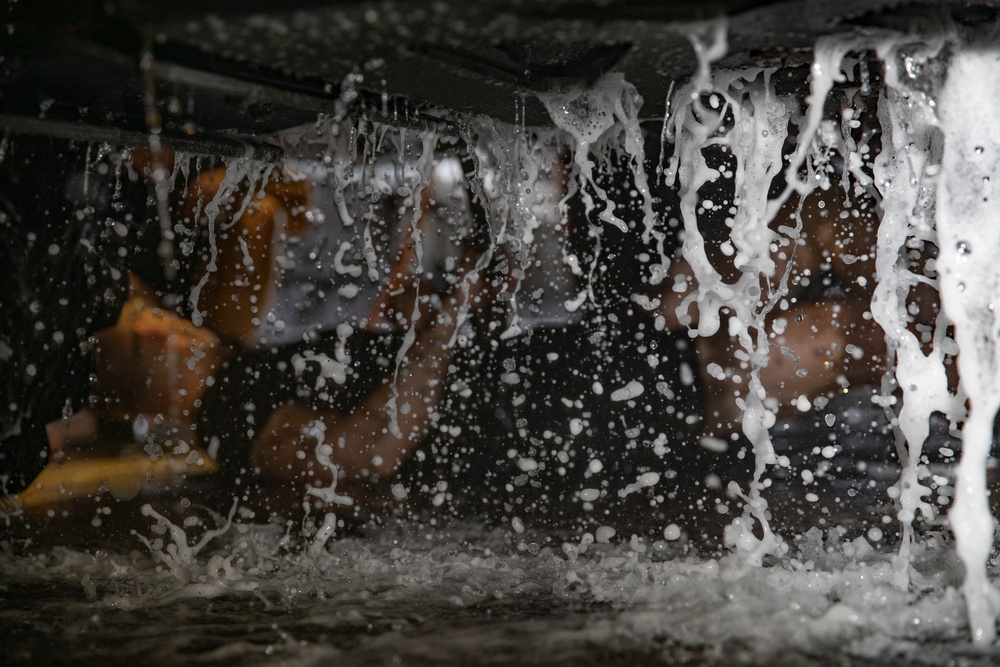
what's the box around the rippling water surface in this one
[3,513,996,667]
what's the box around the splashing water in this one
[664,28,795,564]
[869,25,958,589]
[132,500,238,586]
[934,38,1000,645]
[187,148,273,328]
[0,521,982,665]
[551,14,1000,638]
[11,10,1000,662]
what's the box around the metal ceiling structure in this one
[3,1,999,153]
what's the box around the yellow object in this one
[13,448,218,510]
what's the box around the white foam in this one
[935,41,1000,645]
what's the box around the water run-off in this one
[5,12,1000,666]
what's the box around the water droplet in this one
[957,240,972,256]
[975,145,985,155]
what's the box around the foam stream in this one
[661,19,1000,638]
[935,42,1000,645]
[870,28,957,588]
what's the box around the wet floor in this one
[3,490,998,667]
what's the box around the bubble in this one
[595,526,616,543]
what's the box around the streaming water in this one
[184,150,273,329]
[7,12,1000,666]
[935,38,1000,645]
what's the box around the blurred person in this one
[650,184,885,436]
[640,161,958,524]
[0,136,148,494]
[126,142,504,501]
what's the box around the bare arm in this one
[249,290,468,486]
